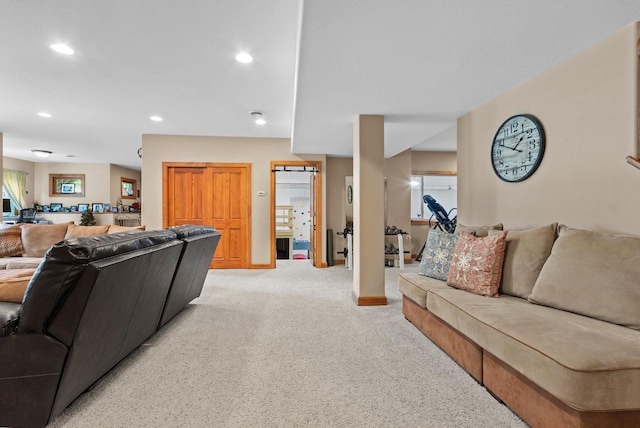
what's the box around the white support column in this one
[352,115,387,306]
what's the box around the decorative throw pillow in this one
[418,229,459,280]
[456,223,503,237]
[0,224,24,257]
[447,230,507,297]
[65,223,110,238]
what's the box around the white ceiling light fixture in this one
[37,112,52,118]
[31,149,52,158]
[250,111,266,125]
[150,115,163,122]
[50,43,75,55]
[235,52,253,64]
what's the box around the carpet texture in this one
[49,261,526,427]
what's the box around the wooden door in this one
[164,163,250,269]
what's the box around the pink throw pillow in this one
[447,230,507,297]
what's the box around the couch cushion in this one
[426,287,640,411]
[398,273,449,308]
[0,268,37,303]
[447,231,507,297]
[0,224,24,257]
[529,225,640,330]
[456,223,503,237]
[488,223,557,298]
[21,223,71,257]
[0,256,44,270]
[108,224,146,234]
[418,229,459,280]
[65,224,110,238]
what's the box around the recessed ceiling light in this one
[37,112,52,118]
[31,149,52,158]
[250,111,266,125]
[50,43,75,55]
[150,116,163,122]
[235,52,253,64]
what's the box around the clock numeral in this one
[529,141,536,151]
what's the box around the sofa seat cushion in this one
[0,268,37,303]
[427,288,640,411]
[0,257,43,270]
[398,273,449,308]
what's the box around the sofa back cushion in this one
[489,223,557,298]
[0,224,24,257]
[529,225,640,329]
[21,222,71,257]
[65,224,109,238]
[19,229,178,335]
[108,224,146,234]
[456,223,503,237]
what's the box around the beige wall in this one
[411,151,457,173]
[3,156,36,208]
[141,134,326,266]
[109,164,141,205]
[34,162,111,207]
[458,22,640,234]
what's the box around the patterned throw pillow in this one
[418,229,460,281]
[447,230,507,297]
[0,224,24,257]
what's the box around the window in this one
[411,172,457,221]
[2,187,19,216]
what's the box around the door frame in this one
[162,162,252,268]
[270,160,323,268]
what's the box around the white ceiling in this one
[1,1,639,170]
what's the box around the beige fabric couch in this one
[400,224,640,428]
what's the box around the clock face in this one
[491,114,545,182]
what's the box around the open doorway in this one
[270,161,322,268]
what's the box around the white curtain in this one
[3,169,27,211]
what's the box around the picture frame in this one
[60,183,75,194]
[42,205,50,212]
[70,205,78,212]
[104,203,112,213]
[50,203,63,212]
[111,207,119,213]
[78,204,89,213]
[49,174,85,197]
[92,203,103,213]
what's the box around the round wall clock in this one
[491,114,545,182]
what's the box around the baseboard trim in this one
[333,260,345,265]
[352,292,387,306]
[250,264,273,269]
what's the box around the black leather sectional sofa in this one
[0,225,220,428]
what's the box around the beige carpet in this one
[49,261,526,427]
